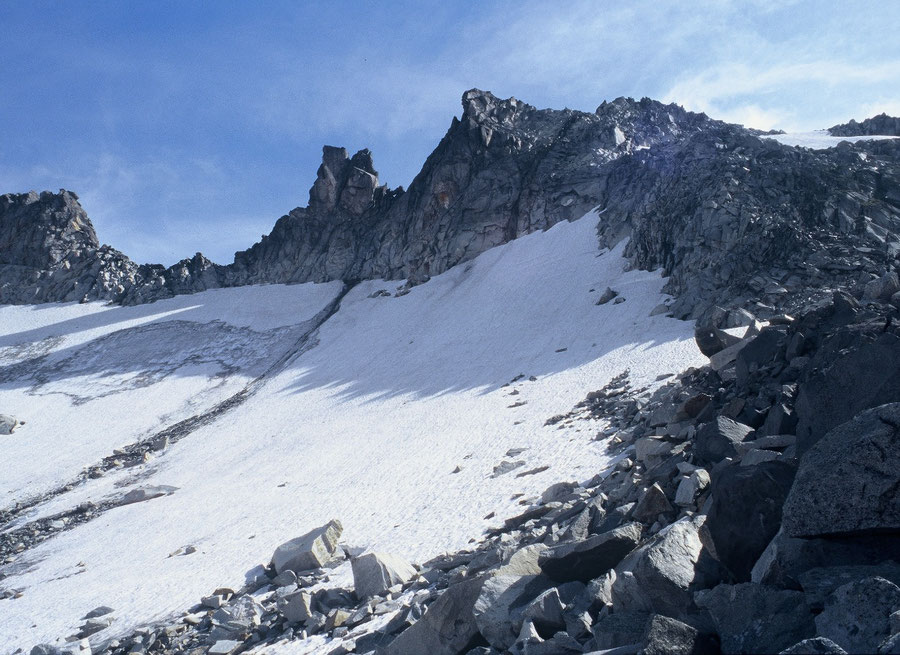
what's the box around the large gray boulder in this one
[538,522,642,583]
[611,516,720,620]
[351,551,418,598]
[270,519,343,574]
[640,614,717,655]
[783,404,900,538]
[693,417,753,464]
[383,577,484,655]
[695,583,815,654]
[473,574,554,650]
[814,576,900,654]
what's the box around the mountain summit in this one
[2,92,899,320]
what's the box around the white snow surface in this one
[0,212,707,652]
[766,129,898,149]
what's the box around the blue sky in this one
[2,1,899,265]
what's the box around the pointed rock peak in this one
[320,145,350,171]
[461,89,530,125]
[349,148,377,176]
[309,145,381,218]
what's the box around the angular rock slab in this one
[538,522,642,583]
[383,577,484,655]
[351,551,418,598]
[611,516,719,620]
[814,576,900,654]
[783,403,900,538]
[641,614,717,655]
[695,583,815,654]
[271,519,343,574]
[694,416,753,464]
[473,573,553,650]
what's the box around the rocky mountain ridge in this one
[829,113,900,137]
[5,92,898,320]
[4,92,900,655]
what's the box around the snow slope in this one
[0,211,707,652]
[766,129,898,149]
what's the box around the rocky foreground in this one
[23,275,900,655]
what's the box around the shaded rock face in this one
[706,460,797,582]
[829,113,900,137]
[783,403,900,538]
[595,130,900,319]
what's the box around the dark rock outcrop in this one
[829,113,900,137]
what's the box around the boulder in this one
[798,563,900,610]
[735,326,789,386]
[611,517,720,620]
[881,633,900,655]
[862,272,900,302]
[271,519,343,574]
[280,590,314,623]
[706,460,796,581]
[640,614,717,655]
[523,587,566,638]
[0,414,21,435]
[695,583,815,654]
[352,551,418,598]
[632,484,674,524]
[693,417,753,464]
[383,577,484,655]
[752,528,900,589]
[590,611,650,650]
[783,404,900,538]
[815,576,900,654]
[597,287,619,305]
[674,469,709,507]
[117,485,178,506]
[695,324,741,357]
[794,335,900,453]
[538,522,642,583]
[211,596,263,638]
[473,574,554,649]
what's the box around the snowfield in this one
[0,211,707,653]
[766,129,898,149]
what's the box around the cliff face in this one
[0,190,138,304]
[221,91,713,290]
[2,91,900,319]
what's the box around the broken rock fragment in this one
[271,519,343,574]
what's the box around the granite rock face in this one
[7,96,898,319]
